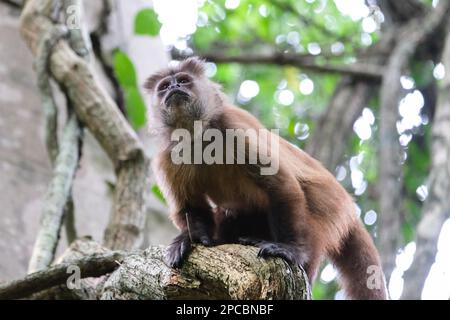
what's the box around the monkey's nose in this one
[168,83,180,90]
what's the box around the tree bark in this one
[401,29,450,300]
[0,239,310,300]
[102,245,309,300]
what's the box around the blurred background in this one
[1,0,449,300]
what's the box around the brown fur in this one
[146,57,387,300]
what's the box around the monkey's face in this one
[152,72,204,130]
[145,57,224,131]
[157,72,196,109]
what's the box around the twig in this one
[0,251,126,300]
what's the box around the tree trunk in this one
[401,29,450,300]
[377,1,450,280]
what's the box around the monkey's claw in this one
[165,232,192,268]
[256,242,302,267]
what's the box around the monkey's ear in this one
[179,56,206,76]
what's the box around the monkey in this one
[144,57,387,300]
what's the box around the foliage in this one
[151,184,167,204]
[134,8,162,36]
[111,8,162,130]
[113,50,147,129]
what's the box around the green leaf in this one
[151,184,166,204]
[113,51,137,88]
[124,87,147,129]
[134,8,161,36]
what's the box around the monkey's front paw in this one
[165,232,192,268]
[198,235,214,246]
[257,242,306,267]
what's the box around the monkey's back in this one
[224,105,358,252]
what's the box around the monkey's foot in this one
[165,232,192,268]
[245,240,307,267]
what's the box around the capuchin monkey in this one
[144,57,387,300]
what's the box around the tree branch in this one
[28,114,82,273]
[195,52,384,80]
[0,251,126,299]
[103,153,150,250]
[34,19,81,249]
[102,245,310,300]
[0,239,310,300]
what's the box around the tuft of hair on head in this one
[178,56,206,77]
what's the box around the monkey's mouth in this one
[165,89,190,106]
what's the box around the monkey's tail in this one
[328,221,388,300]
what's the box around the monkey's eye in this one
[177,76,190,84]
[158,81,170,91]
